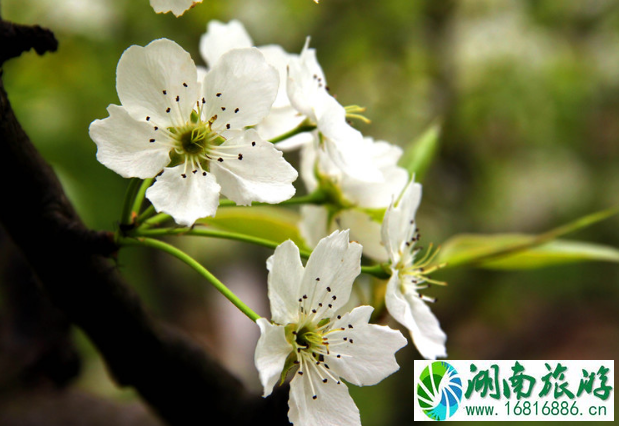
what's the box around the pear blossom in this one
[255,231,407,426]
[381,180,447,360]
[299,136,409,261]
[286,42,382,182]
[90,38,297,226]
[149,0,202,17]
[199,20,306,140]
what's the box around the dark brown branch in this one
[0,19,289,426]
[0,20,57,65]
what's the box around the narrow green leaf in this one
[197,206,307,249]
[437,234,619,270]
[398,122,441,182]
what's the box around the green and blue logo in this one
[417,361,463,421]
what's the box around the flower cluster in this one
[90,16,448,426]
[198,20,447,359]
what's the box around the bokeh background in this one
[1,0,618,425]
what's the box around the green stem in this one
[135,227,314,259]
[118,236,261,322]
[218,190,329,208]
[361,263,391,280]
[140,212,172,228]
[120,179,142,226]
[268,122,317,144]
[136,205,157,224]
[131,178,154,218]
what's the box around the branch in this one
[0,19,289,426]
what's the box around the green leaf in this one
[437,234,619,270]
[197,206,308,249]
[399,122,441,182]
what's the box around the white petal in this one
[210,129,297,206]
[203,48,279,132]
[289,372,360,426]
[89,105,171,179]
[287,38,329,122]
[199,20,253,68]
[274,130,314,152]
[266,240,306,325]
[385,274,447,360]
[301,231,362,316]
[258,45,297,108]
[254,319,292,397]
[299,136,320,192]
[116,39,198,127]
[256,105,306,141]
[149,0,201,16]
[340,139,409,208]
[299,205,330,251]
[149,0,202,16]
[317,96,383,183]
[328,306,407,387]
[381,180,422,263]
[338,210,388,262]
[146,165,220,226]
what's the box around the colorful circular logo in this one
[417,361,463,421]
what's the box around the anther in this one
[176,95,180,102]
[166,107,171,113]
[146,116,150,121]
[326,286,331,292]
[162,90,167,95]
[183,82,188,87]
[216,93,222,97]
[322,379,327,383]
[251,141,256,146]
[149,139,155,143]
[218,158,223,162]
[226,124,231,129]
[238,153,243,160]
[221,107,226,111]
[234,108,239,113]
[181,174,187,178]
[348,324,353,329]
[312,395,317,400]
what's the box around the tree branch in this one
[0,19,289,426]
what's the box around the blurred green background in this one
[1,0,618,425]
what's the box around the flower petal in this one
[385,274,447,360]
[381,180,422,263]
[256,105,306,141]
[299,205,330,251]
[89,105,171,179]
[199,20,253,68]
[328,306,407,387]
[149,0,202,17]
[203,48,279,132]
[287,38,329,122]
[258,45,297,108]
[254,319,292,397]
[116,39,198,127]
[266,240,306,325]
[210,129,297,206]
[338,210,388,262]
[340,139,409,208]
[289,372,360,426]
[317,96,383,183]
[146,165,221,226]
[300,231,362,317]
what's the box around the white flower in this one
[300,137,409,261]
[199,20,306,140]
[285,41,383,183]
[381,180,447,360]
[149,0,202,17]
[89,38,297,226]
[255,231,407,426]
